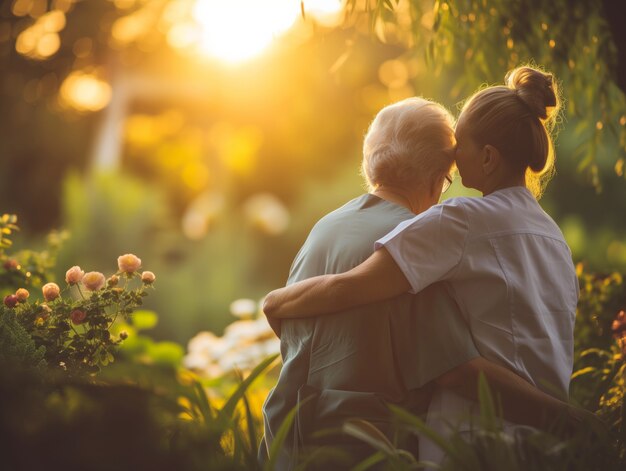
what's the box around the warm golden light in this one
[35,32,61,57]
[243,193,290,235]
[40,9,66,32]
[59,71,112,112]
[378,59,408,88]
[192,0,298,63]
[302,0,344,26]
[14,9,65,59]
[190,0,343,63]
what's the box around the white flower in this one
[182,352,211,371]
[187,331,219,355]
[261,337,281,356]
[229,298,258,318]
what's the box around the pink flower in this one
[70,309,87,325]
[612,310,626,356]
[82,271,105,291]
[612,310,626,336]
[3,259,19,271]
[141,271,156,284]
[107,275,119,287]
[3,294,18,308]
[15,288,29,302]
[117,254,142,274]
[65,266,85,285]
[42,282,60,302]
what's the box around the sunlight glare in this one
[192,0,299,63]
[303,0,344,25]
[191,0,343,63]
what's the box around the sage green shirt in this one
[261,194,480,466]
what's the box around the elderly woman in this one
[260,96,577,469]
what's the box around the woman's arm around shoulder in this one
[263,248,411,319]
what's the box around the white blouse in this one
[376,186,578,462]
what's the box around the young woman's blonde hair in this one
[361,97,456,192]
[460,66,561,198]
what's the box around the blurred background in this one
[1,0,625,345]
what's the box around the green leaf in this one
[342,419,396,456]
[388,404,457,458]
[351,451,386,471]
[146,341,184,366]
[190,380,215,423]
[571,366,597,380]
[220,354,279,420]
[579,348,612,359]
[477,372,500,431]
[242,392,261,469]
[131,310,158,330]
[264,392,312,471]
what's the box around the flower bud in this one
[65,266,85,285]
[117,254,142,274]
[3,294,18,308]
[107,275,119,287]
[3,259,19,271]
[42,283,60,302]
[141,271,156,284]
[15,288,29,302]
[70,309,87,325]
[119,331,128,340]
[83,271,106,291]
[40,304,52,320]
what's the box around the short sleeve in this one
[375,201,469,294]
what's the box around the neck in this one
[373,186,424,214]
[481,173,526,196]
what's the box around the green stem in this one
[107,311,119,331]
[76,284,86,300]
[69,322,80,338]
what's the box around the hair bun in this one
[505,66,558,120]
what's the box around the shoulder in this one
[379,198,471,248]
[439,195,489,216]
[312,194,411,234]
[406,197,474,229]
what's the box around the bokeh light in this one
[59,71,112,112]
[242,193,290,236]
[15,9,65,59]
[182,192,225,240]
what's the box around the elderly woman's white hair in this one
[361,97,456,192]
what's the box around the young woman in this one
[264,67,584,464]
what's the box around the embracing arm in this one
[263,248,411,319]
[436,357,597,432]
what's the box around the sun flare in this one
[191,0,343,63]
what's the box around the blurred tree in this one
[362,0,626,188]
[0,0,379,228]
[3,0,624,231]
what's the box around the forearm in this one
[263,274,340,319]
[436,358,570,429]
[263,248,411,319]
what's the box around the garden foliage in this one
[1,211,625,470]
